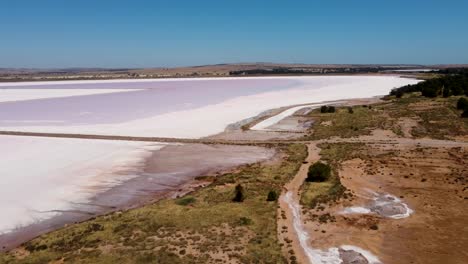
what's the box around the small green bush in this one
[175,196,196,206]
[266,190,278,201]
[462,109,468,118]
[422,86,438,97]
[320,105,336,113]
[306,162,331,182]
[232,184,245,202]
[238,217,253,226]
[457,97,468,110]
[347,107,354,114]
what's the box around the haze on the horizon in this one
[1,0,467,68]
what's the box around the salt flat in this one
[0,88,141,103]
[0,76,419,138]
[0,135,163,234]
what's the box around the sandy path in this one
[278,143,320,264]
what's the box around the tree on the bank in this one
[457,97,468,110]
[320,105,336,113]
[232,184,245,202]
[421,86,438,97]
[462,109,468,118]
[306,161,331,182]
[266,190,278,201]
[389,68,468,98]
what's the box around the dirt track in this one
[277,143,321,263]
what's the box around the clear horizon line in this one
[2,62,468,71]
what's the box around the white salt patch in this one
[283,192,342,263]
[283,191,383,263]
[0,88,141,103]
[342,206,372,214]
[2,76,420,138]
[374,194,413,219]
[251,103,324,130]
[341,191,413,219]
[340,245,382,264]
[0,135,164,234]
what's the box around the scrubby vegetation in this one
[457,97,468,118]
[462,110,468,118]
[306,162,331,182]
[390,69,468,98]
[305,105,386,139]
[300,144,362,209]
[0,144,307,264]
[175,196,196,206]
[320,105,336,113]
[456,97,468,110]
[266,190,278,201]
[304,96,468,140]
[232,184,245,202]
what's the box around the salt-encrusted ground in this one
[0,135,163,234]
[0,76,419,138]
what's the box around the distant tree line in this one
[390,68,468,98]
[229,67,390,76]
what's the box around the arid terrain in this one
[2,0,467,262]
[0,89,467,263]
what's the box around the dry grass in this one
[303,96,468,140]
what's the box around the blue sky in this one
[1,0,467,68]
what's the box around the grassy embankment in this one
[0,144,307,264]
[302,95,468,140]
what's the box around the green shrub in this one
[238,217,253,226]
[443,87,452,97]
[306,162,331,182]
[462,109,468,118]
[175,196,196,206]
[347,107,354,114]
[266,190,278,201]
[320,105,336,113]
[232,184,245,202]
[457,97,468,110]
[422,87,438,97]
